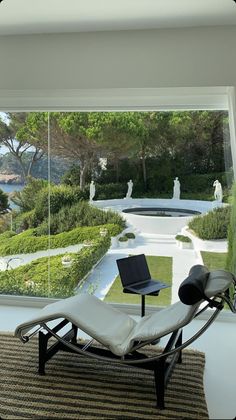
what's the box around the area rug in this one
[0,334,208,419]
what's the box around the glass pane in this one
[0,110,233,310]
[0,112,50,297]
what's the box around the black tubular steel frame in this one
[38,320,183,409]
[27,295,230,410]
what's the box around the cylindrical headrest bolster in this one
[178,265,209,305]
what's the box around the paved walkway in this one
[0,244,84,271]
[80,232,203,303]
[0,231,218,303]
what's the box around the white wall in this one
[0,25,236,90]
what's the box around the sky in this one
[0,111,35,155]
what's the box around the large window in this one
[0,106,233,309]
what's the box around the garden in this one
[0,110,234,302]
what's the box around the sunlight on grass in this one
[201,251,227,271]
[104,255,172,306]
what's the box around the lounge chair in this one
[15,264,236,409]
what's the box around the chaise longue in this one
[15,264,236,409]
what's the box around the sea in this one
[0,183,24,194]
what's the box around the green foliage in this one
[118,236,128,242]
[61,164,83,187]
[35,201,125,235]
[13,209,37,231]
[93,183,127,200]
[0,230,16,240]
[0,224,119,256]
[71,236,110,289]
[0,236,110,298]
[82,172,229,201]
[175,235,191,243]
[227,183,236,274]
[181,172,228,195]
[11,177,48,212]
[188,206,230,240]
[34,184,85,223]
[0,189,9,213]
[125,232,135,239]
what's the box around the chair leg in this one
[38,331,47,375]
[71,323,78,344]
[154,360,165,409]
[176,330,182,364]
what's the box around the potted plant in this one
[118,236,129,248]
[100,227,108,237]
[83,239,94,247]
[175,234,192,249]
[125,232,136,245]
[61,254,73,267]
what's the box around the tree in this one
[0,189,9,213]
[49,113,100,190]
[167,111,226,175]
[88,112,136,182]
[0,113,47,182]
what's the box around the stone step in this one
[137,234,176,244]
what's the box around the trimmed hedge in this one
[227,183,236,274]
[188,206,230,240]
[175,235,191,243]
[0,223,122,256]
[0,236,110,298]
[94,183,127,200]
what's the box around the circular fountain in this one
[92,198,214,235]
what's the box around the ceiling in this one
[0,0,236,36]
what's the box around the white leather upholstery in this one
[15,293,198,356]
[15,270,233,357]
[205,270,233,298]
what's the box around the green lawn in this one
[201,251,227,270]
[104,255,172,306]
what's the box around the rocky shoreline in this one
[0,173,22,184]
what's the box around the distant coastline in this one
[0,173,22,184]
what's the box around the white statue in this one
[213,180,223,203]
[172,177,180,200]
[99,157,107,171]
[89,180,95,202]
[125,179,133,199]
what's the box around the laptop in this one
[116,254,169,296]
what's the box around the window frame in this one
[0,86,235,320]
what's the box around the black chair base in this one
[37,319,183,410]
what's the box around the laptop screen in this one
[116,254,151,287]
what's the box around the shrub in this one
[118,236,128,242]
[125,232,135,239]
[0,224,122,256]
[181,172,227,194]
[11,177,48,212]
[0,231,16,240]
[0,188,9,212]
[188,206,230,240]
[227,183,236,274]
[94,183,127,200]
[0,236,110,298]
[13,209,38,231]
[35,201,125,235]
[175,235,191,243]
[34,184,85,223]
